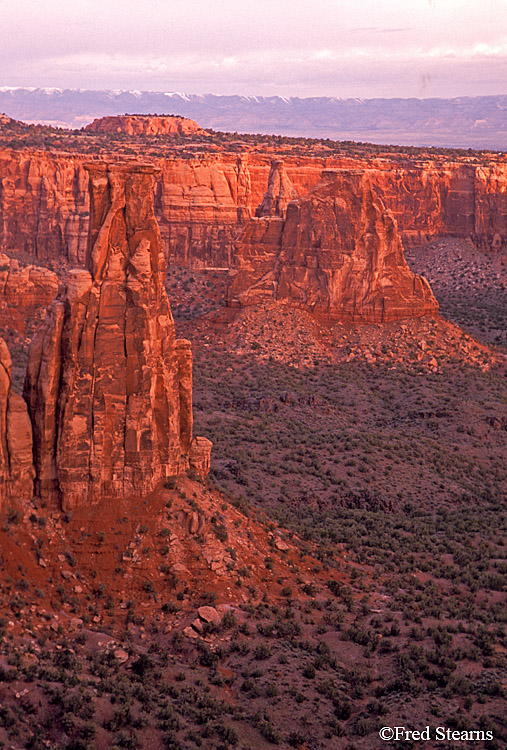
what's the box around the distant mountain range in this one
[1,87,507,150]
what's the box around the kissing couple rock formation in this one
[229,163,438,322]
[18,161,212,511]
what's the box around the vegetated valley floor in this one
[179,238,507,747]
[0,238,505,750]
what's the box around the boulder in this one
[197,606,221,626]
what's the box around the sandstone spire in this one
[25,162,211,510]
[0,338,34,506]
[256,160,299,218]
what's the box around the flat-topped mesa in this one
[0,338,34,507]
[84,114,206,137]
[229,169,438,323]
[24,161,211,510]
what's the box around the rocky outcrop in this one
[229,169,438,323]
[84,114,207,137]
[189,437,213,478]
[0,338,34,506]
[0,253,58,308]
[24,161,211,510]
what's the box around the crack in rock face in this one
[0,337,34,507]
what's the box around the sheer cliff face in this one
[24,162,211,510]
[475,165,507,251]
[155,156,256,269]
[0,150,90,265]
[0,338,34,506]
[256,160,299,218]
[229,170,438,323]
[1,150,506,270]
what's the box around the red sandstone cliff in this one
[228,169,438,323]
[24,161,211,510]
[84,115,206,137]
[0,150,90,265]
[474,164,507,251]
[256,160,299,218]
[155,155,256,268]
[1,149,506,273]
[0,338,34,505]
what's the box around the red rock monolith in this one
[25,162,211,510]
[0,338,34,506]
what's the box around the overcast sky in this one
[2,0,507,98]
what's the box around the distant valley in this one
[1,87,507,149]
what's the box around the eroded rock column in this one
[0,338,34,506]
[25,162,211,510]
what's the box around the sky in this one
[2,0,507,99]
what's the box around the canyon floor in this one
[0,236,505,749]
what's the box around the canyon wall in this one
[24,161,211,511]
[0,150,90,264]
[1,150,506,271]
[228,169,438,322]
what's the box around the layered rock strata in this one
[0,338,34,506]
[0,150,90,265]
[228,169,438,323]
[24,161,211,510]
[256,160,299,218]
[2,149,507,270]
[0,253,58,308]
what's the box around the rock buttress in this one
[256,160,299,218]
[25,162,211,510]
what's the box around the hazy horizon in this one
[3,0,507,100]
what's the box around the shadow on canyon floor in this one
[0,240,505,749]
